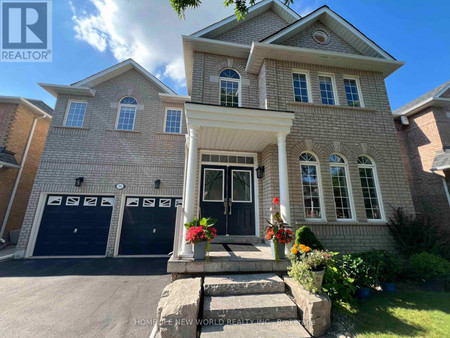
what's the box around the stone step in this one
[204,273,285,296]
[203,293,298,321]
[200,320,311,337]
[213,236,263,244]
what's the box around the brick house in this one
[394,81,450,231]
[16,1,414,259]
[0,97,52,244]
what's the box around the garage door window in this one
[66,197,80,206]
[83,197,97,206]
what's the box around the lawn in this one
[337,285,450,338]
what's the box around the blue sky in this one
[0,0,449,110]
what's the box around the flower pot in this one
[193,241,207,260]
[270,241,285,260]
[311,269,325,291]
[382,282,395,293]
[356,286,371,300]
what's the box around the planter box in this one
[284,277,331,337]
[270,241,285,259]
[193,241,207,260]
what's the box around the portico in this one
[176,102,295,258]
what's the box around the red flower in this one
[273,197,280,205]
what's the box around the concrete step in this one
[200,320,311,337]
[213,236,263,244]
[203,293,298,321]
[204,273,285,296]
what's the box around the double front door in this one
[200,165,255,236]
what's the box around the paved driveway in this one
[0,258,170,338]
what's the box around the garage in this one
[118,196,181,255]
[33,195,114,256]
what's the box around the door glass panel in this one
[232,170,251,202]
[203,169,224,201]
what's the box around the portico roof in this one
[184,102,294,152]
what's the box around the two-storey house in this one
[16,0,414,259]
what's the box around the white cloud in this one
[70,0,234,90]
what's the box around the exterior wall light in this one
[155,179,161,189]
[75,177,84,187]
[256,166,265,179]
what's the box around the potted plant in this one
[378,251,402,292]
[289,244,333,292]
[342,254,376,300]
[185,217,217,260]
[264,197,293,261]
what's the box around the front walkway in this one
[168,243,290,274]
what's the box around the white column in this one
[180,126,199,257]
[277,133,291,227]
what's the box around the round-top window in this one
[312,29,330,45]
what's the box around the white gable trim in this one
[436,83,450,98]
[72,59,176,95]
[191,0,300,38]
[263,7,394,60]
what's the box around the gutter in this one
[0,114,47,239]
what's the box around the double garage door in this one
[33,195,180,256]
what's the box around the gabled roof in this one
[393,80,450,117]
[72,59,175,94]
[191,0,300,38]
[261,5,395,60]
[0,96,53,118]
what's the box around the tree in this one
[170,0,294,20]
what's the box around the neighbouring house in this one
[394,81,450,231]
[15,0,414,259]
[0,97,52,244]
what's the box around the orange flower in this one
[303,246,311,252]
[291,247,298,255]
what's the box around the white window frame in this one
[358,155,385,221]
[318,73,339,106]
[343,75,364,108]
[202,168,225,202]
[299,151,325,221]
[115,96,137,131]
[329,153,355,221]
[231,169,253,203]
[63,100,87,127]
[292,70,313,103]
[163,108,183,134]
[219,69,241,108]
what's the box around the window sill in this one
[295,220,387,226]
[156,132,185,137]
[287,101,376,112]
[106,129,141,134]
[53,126,90,130]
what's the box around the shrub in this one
[323,259,356,305]
[356,250,403,283]
[341,254,377,288]
[295,226,324,250]
[387,207,449,259]
[407,252,450,282]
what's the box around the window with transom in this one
[300,152,323,220]
[117,96,137,130]
[220,69,240,107]
[329,154,353,219]
[358,156,383,220]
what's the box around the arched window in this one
[116,96,137,130]
[358,156,383,220]
[299,152,324,220]
[220,69,240,107]
[329,154,354,219]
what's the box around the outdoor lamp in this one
[75,177,84,187]
[256,166,265,179]
[154,179,161,189]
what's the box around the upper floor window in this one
[329,154,354,220]
[293,72,310,103]
[164,109,182,133]
[116,96,137,130]
[358,156,383,220]
[344,77,363,107]
[220,69,240,107]
[64,101,87,127]
[319,75,337,105]
[300,152,323,220]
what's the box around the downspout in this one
[430,169,450,207]
[0,115,47,239]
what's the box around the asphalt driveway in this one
[0,258,170,338]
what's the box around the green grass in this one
[340,286,450,337]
